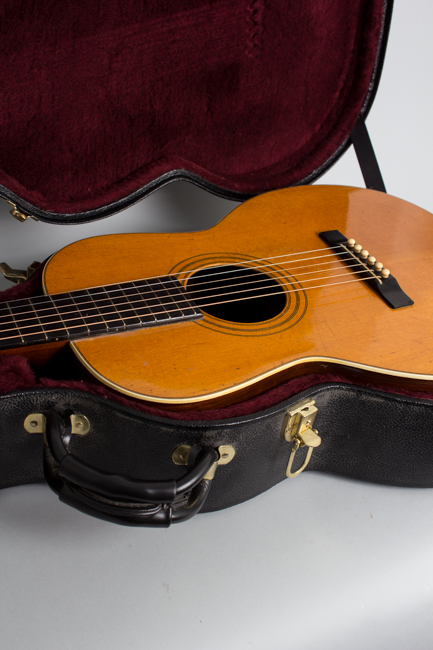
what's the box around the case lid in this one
[0,0,392,223]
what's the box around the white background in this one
[1,3,433,648]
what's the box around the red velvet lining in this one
[1,351,433,422]
[0,0,385,214]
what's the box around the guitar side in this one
[41,185,433,408]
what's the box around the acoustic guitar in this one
[1,185,432,410]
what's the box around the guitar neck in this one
[0,276,202,350]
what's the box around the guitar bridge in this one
[319,230,414,309]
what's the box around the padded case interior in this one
[0,0,388,220]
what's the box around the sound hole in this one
[186,265,286,323]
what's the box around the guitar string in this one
[139,244,347,280]
[0,247,351,324]
[0,273,377,343]
[0,269,376,340]
[44,244,347,293]
[46,247,350,299]
[0,256,362,324]
[0,258,372,331]
[0,253,377,335]
[0,251,370,326]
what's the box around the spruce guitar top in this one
[0,185,431,409]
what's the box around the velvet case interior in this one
[0,0,388,220]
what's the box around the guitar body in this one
[35,185,433,409]
[4,185,433,522]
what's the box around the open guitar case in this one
[2,0,433,527]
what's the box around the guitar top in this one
[3,185,433,409]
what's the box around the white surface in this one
[1,3,433,649]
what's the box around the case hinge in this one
[282,398,321,478]
[2,199,38,222]
[0,261,41,284]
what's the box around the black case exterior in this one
[3,383,433,517]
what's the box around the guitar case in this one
[2,0,433,526]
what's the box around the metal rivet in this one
[172,445,192,465]
[70,414,90,435]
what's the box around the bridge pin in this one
[381,268,390,279]
[353,244,362,253]
[367,256,376,265]
[374,262,383,272]
[360,249,369,259]
[347,238,355,247]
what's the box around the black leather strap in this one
[54,479,212,527]
[43,413,218,526]
[351,117,387,193]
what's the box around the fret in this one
[139,278,172,322]
[162,277,197,318]
[86,287,126,330]
[100,285,141,328]
[120,282,157,325]
[0,302,24,348]
[8,298,47,345]
[46,295,71,336]
[27,296,66,340]
[68,290,109,335]
[27,294,70,336]
[0,274,203,352]
[51,293,90,337]
[152,278,179,319]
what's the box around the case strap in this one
[43,413,219,527]
[350,117,387,193]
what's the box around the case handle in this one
[43,413,218,527]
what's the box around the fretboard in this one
[0,276,202,350]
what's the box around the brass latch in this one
[0,261,41,284]
[282,398,321,478]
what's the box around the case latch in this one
[282,398,321,478]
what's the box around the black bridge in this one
[319,230,414,310]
